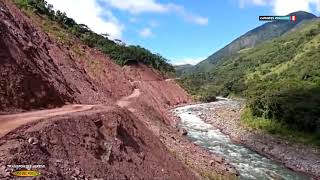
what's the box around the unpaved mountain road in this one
[116,89,141,108]
[0,105,96,138]
[0,87,144,138]
[165,78,180,82]
[0,75,177,139]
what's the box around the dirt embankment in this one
[0,106,196,180]
[123,64,192,125]
[119,65,239,178]
[0,0,238,179]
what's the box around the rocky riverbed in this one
[179,99,320,178]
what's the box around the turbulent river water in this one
[173,100,310,180]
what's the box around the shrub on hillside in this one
[248,87,320,132]
[199,94,217,102]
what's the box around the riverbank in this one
[189,100,320,178]
[135,107,239,179]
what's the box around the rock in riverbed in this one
[178,128,188,136]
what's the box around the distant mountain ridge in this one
[183,11,317,74]
[174,64,193,76]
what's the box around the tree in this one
[13,0,175,74]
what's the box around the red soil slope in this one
[0,0,133,113]
[124,64,192,125]
[0,0,203,179]
[0,106,196,180]
[124,63,191,107]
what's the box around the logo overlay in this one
[6,164,46,177]
[259,15,297,22]
[12,170,41,177]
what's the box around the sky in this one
[46,0,320,65]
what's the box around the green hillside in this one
[174,64,193,76]
[179,19,320,138]
[186,11,317,74]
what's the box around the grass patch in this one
[241,108,320,147]
[83,58,104,78]
[72,46,85,57]
[22,9,75,45]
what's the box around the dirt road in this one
[165,78,180,82]
[0,87,142,138]
[117,89,141,108]
[0,105,95,138]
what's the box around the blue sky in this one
[47,0,320,65]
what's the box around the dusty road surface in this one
[165,78,180,82]
[0,87,142,138]
[117,89,141,108]
[0,105,95,138]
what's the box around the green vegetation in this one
[199,93,217,103]
[242,108,320,146]
[248,87,320,132]
[174,64,193,77]
[179,19,320,141]
[14,0,174,73]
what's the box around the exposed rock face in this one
[179,128,188,136]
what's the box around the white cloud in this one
[239,0,268,8]
[102,0,167,14]
[129,17,138,23]
[139,27,153,38]
[239,0,320,15]
[46,0,123,39]
[166,4,209,25]
[173,57,206,65]
[102,0,208,25]
[316,0,320,11]
[272,0,319,15]
[192,17,209,25]
[253,0,268,5]
[149,21,159,27]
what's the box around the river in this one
[173,100,311,180]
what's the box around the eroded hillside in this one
[0,106,197,180]
[0,0,238,179]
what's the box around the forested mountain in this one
[174,64,193,76]
[179,18,320,134]
[184,11,317,74]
